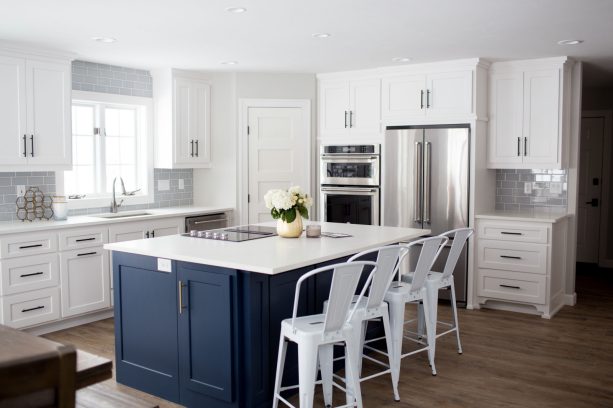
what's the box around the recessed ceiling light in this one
[557,39,583,45]
[312,33,331,39]
[226,7,247,13]
[392,57,411,63]
[221,61,238,65]
[91,36,116,43]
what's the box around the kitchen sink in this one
[92,211,154,219]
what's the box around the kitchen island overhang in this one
[105,222,429,408]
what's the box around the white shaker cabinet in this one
[319,78,381,138]
[487,57,573,169]
[108,217,184,242]
[152,69,211,168]
[0,50,72,170]
[60,248,110,317]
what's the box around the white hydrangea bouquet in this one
[264,186,313,223]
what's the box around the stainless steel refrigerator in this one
[383,125,470,304]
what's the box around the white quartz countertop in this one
[104,222,430,275]
[475,208,570,223]
[0,206,233,235]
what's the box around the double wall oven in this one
[320,144,380,225]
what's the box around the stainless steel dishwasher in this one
[185,213,230,232]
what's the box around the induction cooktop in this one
[183,225,277,242]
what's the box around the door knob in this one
[585,198,599,207]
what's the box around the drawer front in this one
[477,269,546,304]
[477,220,549,244]
[0,232,58,258]
[0,253,59,295]
[477,240,547,274]
[59,227,109,251]
[1,287,61,329]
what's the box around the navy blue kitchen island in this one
[106,222,427,408]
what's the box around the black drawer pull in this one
[77,251,97,257]
[500,255,522,260]
[499,284,521,290]
[22,305,45,313]
[20,272,44,278]
[76,237,96,242]
[501,232,523,236]
[19,244,43,249]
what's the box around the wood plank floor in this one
[44,268,613,407]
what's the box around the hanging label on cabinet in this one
[157,258,172,273]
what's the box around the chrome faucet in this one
[110,177,126,213]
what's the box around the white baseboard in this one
[563,292,577,306]
[24,309,114,336]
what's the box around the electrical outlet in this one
[158,179,170,191]
[524,182,532,194]
[550,182,562,194]
[16,185,26,196]
[178,179,184,190]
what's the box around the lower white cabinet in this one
[474,216,569,318]
[1,287,61,329]
[0,253,59,296]
[109,217,184,242]
[59,247,110,317]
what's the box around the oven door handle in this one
[320,155,379,162]
[321,187,378,195]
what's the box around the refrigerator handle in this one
[424,141,431,224]
[413,142,423,223]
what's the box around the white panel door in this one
[192,80,211,165]
[0,55,27,166]
[576,116,605,263]
[26,59,71,166]
[108,221,148,242]
[426,71,472,118]
[522,69,560,167]
[319,80,349,138]
[174,77,194,164]
[381,74,426,121]
[150,217,184,237]
[60,248,110,317]
[248,107,309,223]
[488,72,524,167]
[349,78,381,136]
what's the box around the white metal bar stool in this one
[403,228,473,356]
[383,236,448,381]
[272,261,377,408]
[320,245,409,405]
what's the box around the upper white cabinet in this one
[382,70,472,121]
[318,78,381,138]
[152,69,211,168]
[0,50,72,170]
[487,57,573,169]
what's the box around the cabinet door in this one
[109,221,148,242]
[487,71,524,167]
[150,217,184,238]
[174,77,195,165]
[178,264,235,404]
[381,74,426,121]
[319,80,349,137]
[25,59,71,167]
[349,78,381,136]
[191,80,211,165]
[0,55,27,166]
[60,247,110,317]
[426,71,472,118]
[522,69,561,167]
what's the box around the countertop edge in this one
[475,212,571,223]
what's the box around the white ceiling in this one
[2,0,613,84]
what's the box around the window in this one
[61,91,153,209]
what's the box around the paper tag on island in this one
[157,258,172,272]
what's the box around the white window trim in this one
[57,91,154,211]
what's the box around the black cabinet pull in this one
[195,140,199,157]
[501,231,522,236]
[151,230,155,238]
[76,237,96,242]
[77,251,97,257]
[20,272,44,278]
[344,111,348,128]
[23,134,27,157]
[145,231,150,238]
[499,284,521,290]
[420,90,424,109]
[190,140,194,157]
[19,244,43,249]
[22,305,44,313]
[349,111,353,128]
[500,255,522,260]
[517,137,521,156]
[30,135,34,157]
[524,137,527,156]
[426,90,431,108]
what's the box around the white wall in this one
[192,72,317,221]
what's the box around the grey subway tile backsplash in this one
[495,169,568,211]
[71,60,153,97]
